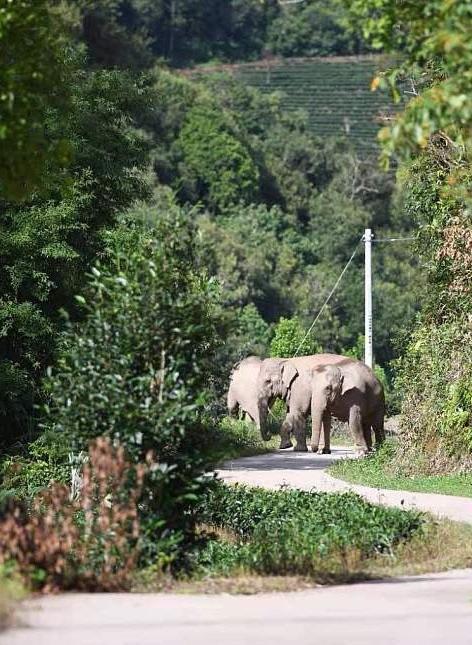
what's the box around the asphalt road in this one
[4,569,472,645]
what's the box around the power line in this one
[293,236,363,357]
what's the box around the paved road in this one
[4,569,472,645]
[218,448,472,524]
[4,447,472,644]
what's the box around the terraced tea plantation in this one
[195,56,401,154]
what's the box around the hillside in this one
[189,55,399,153]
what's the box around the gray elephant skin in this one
[227,356,263,429]
[256,354,385,454]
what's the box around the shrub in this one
[395,317,472,473]
[177,103,259,211]
[0,438,147,592]
[269,316,321,358]
[200,417,274,465]
[40,209,225,564]
[197,482,424,578]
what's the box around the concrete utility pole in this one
[364,228,373,368]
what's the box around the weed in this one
[0,438,148,592]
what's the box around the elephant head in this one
[256,358,298,440]
[319,365,344,405]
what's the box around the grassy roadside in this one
[329,441,472,498]
[201,418,279,466]
[0,571,26,631]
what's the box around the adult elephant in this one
[256,354,385,454]
[227,356,263,429]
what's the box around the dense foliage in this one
[342,0,472,471]
[0,65,155,445]
[3,0,468,587]
[0,438,147,591]
[74,0,367,69]
[36,211,223,560]
[197,483,423,578]
[0,1,70,199]
[149,71,418,368]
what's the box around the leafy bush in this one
[39,209,224,563]
[342,0,472,472]
[0,438,147,592]
[269,316,320,358]
[197,482,423,578]
[177,103,259,211]
[396,317,472,473]
[0,66,155,446]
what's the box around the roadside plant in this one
[196,483,424,579]
[270,316,321,358]
[0,438,148,592]
[40,209,224,564]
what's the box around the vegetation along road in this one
[218,449,472,524]
[5,452,472,645]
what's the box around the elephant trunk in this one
[311,400,325,451]
[257,397,271,441]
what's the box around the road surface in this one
[4,569,472,645]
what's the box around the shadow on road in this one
[221,448,353,472]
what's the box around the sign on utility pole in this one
[364,229,373,368]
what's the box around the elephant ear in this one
[281,362,298,389]
[340,371,356,395]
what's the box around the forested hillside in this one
[0,1,420,451]
[75,0,368,68]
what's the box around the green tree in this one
[41,211,224,562]
[270,316,320,358]
[0,65,155,445]
[177,104,259,210]
[0,0,71,200]
[267,0,366,58]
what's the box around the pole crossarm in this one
[372,237,416,242]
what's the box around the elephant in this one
[256,354,385,454]
[227,356,263,429]
[308,365,344,455]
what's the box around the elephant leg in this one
[362,420,373,452]
[291,414,308,452]
[349,405,369,455]
[227,393,238,417]
[319,412,331,454]
[279,422,293,449]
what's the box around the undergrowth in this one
[200,417,279,466]
[0,438,148,592]
[193,482,424,582]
